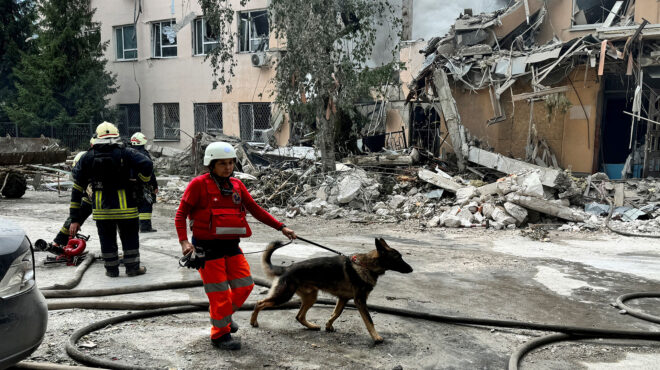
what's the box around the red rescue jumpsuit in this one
[175,173,284,339]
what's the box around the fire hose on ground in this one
[30,236,660,370]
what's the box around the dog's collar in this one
[351,255,365,267]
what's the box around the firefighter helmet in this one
[95,121,119,139]
[130,132,148,146]
[204,142,236,165]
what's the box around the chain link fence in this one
[0,121,93,151]
[238,102,271,142]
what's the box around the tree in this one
[199,0,402,171]
[6,0,117,136]
[0,0,37,122]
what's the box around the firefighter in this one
[48,151,92,248]
[174,141,296,350]
[130,132,159,233]
[69,121,153,277]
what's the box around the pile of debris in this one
[145,131,659,236]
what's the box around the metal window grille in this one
[152,20,177,58]
[117,104,141,137]
[238,10,269,52]
[239,103,271,142]
[193,18,219,55]
[115,25,137,60]
[194,103,222,135]
[153,103,180,140]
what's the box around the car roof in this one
[0,219,27,255]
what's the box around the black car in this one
[0,219,48,369]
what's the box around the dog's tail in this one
[261,241,287,279]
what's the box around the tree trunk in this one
[316,108,336,172]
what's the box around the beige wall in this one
[92,0,283,150]
[448,67,601,173]
[537,0,595,44]
[635,0,660,24]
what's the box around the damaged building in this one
[399,0,660,180]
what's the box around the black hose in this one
[508,333,576,370]
[42,276,272,299]
[66,303,301,370]
[40,254,97,291]
[48,299,209,311]
[616,292,660,324]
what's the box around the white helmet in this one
[130,132,147,146]
[204,142,236,166]
[72,151,86,167]
[95,121,119,138]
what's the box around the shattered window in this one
[194,103,223,135]
[239,103,271,142]
[238,10,269,52]
[193,18,220,55]
[572,0,620,27]
[152,20,177,58]
[153,103,180,140]
[115,25,137,60]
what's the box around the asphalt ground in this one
[3,191,660,369]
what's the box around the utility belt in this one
[192,238,242,259]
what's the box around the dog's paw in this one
[373,336,384,344]
[250,320,259,328]
[307,324,321,331]
[325,325,335,332]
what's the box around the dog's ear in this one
[375,237,392,252]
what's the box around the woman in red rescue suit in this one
[175,141,296,350]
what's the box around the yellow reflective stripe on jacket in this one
[82,197,92,205]
[138,173,151,182]
[95,191,103,209]
[70,202,81,209]
[117,189,127,209]
[94,207,138,214]
[73,183,84,192]
[139,213,152,220]
[93,213,139,220]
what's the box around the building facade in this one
[92,0,288,150]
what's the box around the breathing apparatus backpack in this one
[90,146,126,191]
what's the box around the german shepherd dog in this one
[250,237,413,343]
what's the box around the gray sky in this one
[412,0,509,40]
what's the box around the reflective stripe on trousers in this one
[198,253,254,339]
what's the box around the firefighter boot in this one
[140,220,157,233]
[230,320,239,333]
[211,333,241,350]
[126,265,147,277]
[105,268,119,278]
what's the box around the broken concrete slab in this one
[467,147,562,188]
[506,193,587,222]
[337,176,362,204]
[455,186,477,205]
[418,168,462,193]
[504,201,528,225]
[491,206,517,225]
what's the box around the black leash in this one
[295,236,347,257]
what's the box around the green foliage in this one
[0,0,38,121]
[6,0,117,136]
[269,0,402,119]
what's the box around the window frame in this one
[238,102,271,142]
[194,103,223,134]
[115,24,137,61]
[153,103,180,141]
[193,18,220,56]
[238,9,269,53]
[570,0,619,29]
[151,19,178,59]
